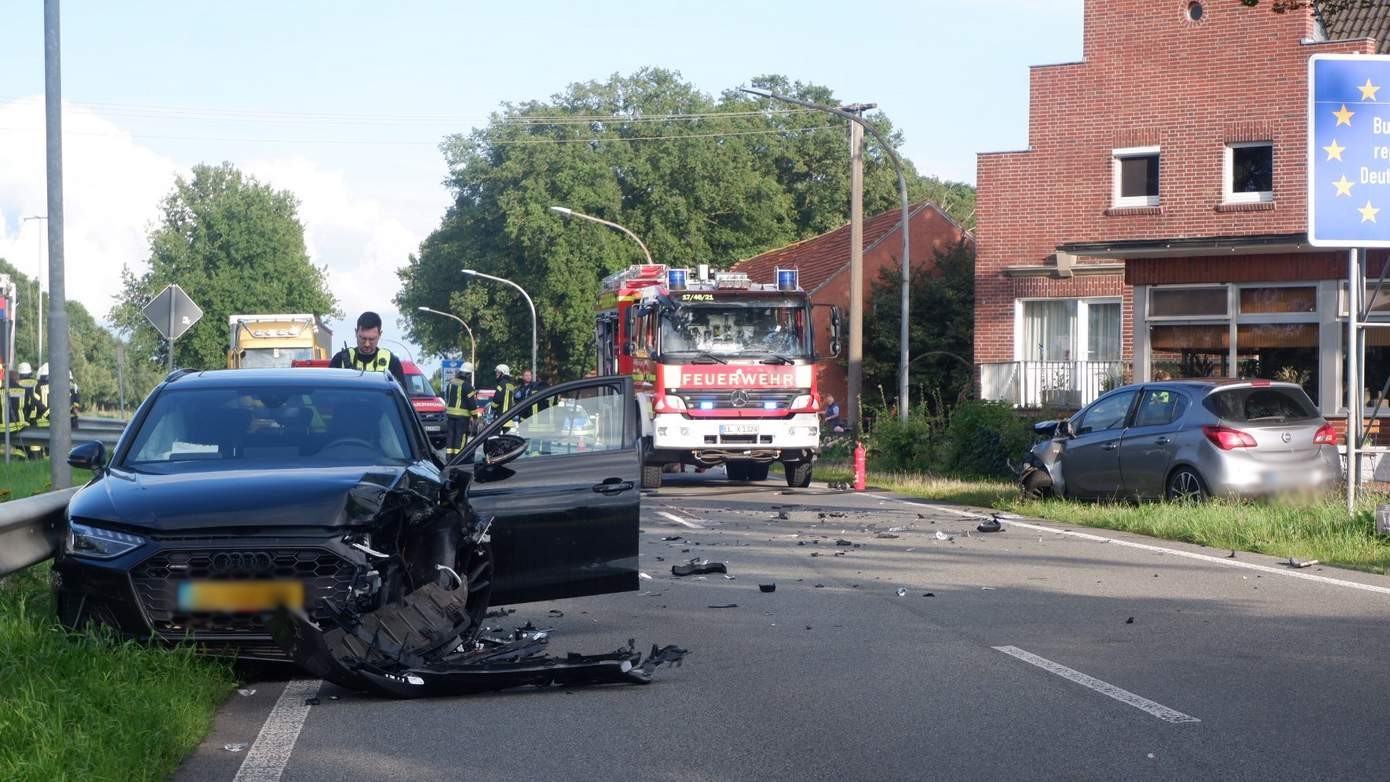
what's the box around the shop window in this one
[1235,324,1318,400]
[1239,287,1315,314]
[1113,147,1160,207]
[1149,287,1227,317]
[1149,324,1230,379]
[1224,142,1274,204]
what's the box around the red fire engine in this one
[595,264,840,489]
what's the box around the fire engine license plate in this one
[177,580,305,613]
[425,424,442,432]
[720,424,759,435]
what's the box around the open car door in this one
[456,375,640,605]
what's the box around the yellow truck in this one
[227,314,333,369]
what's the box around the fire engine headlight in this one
[656,395,686,413]
[790,394,813,410]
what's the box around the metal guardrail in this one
[0,487,78,579]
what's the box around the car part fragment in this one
[670,558,726,576]
[271,581,687,699]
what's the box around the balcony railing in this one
[979,360,1129,410]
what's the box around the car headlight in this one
[66,521,146,559]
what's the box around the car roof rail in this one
[164,368,196,384]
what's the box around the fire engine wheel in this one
[785,461,813,488]
[641,463,663,489]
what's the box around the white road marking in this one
[233,679,322,782]
[994,645,1201,724]
[656,510,704,529]
[867,495,1390,597]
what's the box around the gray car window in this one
[1133,389,1189,427]
[1076,391,1136,434]
[1203,387,1318,422]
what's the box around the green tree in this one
[864,239,975,413]
[110,163,339,372]
[397,69,973,381]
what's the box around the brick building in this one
[975,0,1390,421]
[734,202,972,405]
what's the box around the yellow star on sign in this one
[1361,78,1382,101]
[1324,138,1346,160]
[1360,201,1380,223]
[1335,175,1355,196]
[1335,104,1356,126]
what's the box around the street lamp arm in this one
[548,206,654,265]
[417,306,477,374]
[461,269,537,376]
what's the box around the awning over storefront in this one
[1057,233,1311,259]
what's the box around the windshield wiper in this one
[759,353,795,365]
[672,350,727,364]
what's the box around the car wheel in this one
[1166,467,1208,503]
[748,463,771,482]
[785,461,813,488]
[641,463,663,489]
[1020,469,1053,500]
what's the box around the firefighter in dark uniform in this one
[3,365,35,459]
[329,311,407,387]
[16,363,45,459]
[491,364,519,428]
[444,361,477,457]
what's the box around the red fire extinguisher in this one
[853,441,867,492]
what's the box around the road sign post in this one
[141,284,204,372]
[1308,54,1390,513]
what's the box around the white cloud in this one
[0,97,177,323]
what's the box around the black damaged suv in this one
[54,368,641,660]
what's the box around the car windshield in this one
[661,301,809,358]
[404,373,434,397]
[1203,386,1319,423]
[239,347,315,369]
[122,385,416,473]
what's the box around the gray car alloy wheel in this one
[1166,467,1207,503]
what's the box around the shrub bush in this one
[935,400,1033,478]
[865,415,938,472]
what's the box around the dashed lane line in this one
[865,494,1390,598]
[994,645,1201,724]
[655,510,705,529]
[232,679,321,782]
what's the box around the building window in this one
[1224,142,1274,204]
[1019,298,1122,362]
[1113,146,1160,207]
[1149,286,1228,318]
[1186,2,1204,22]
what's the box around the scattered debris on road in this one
[223,743,248,753]
[835,539,853,547]
[935,531,954,542]
[1227,551,1236,558]
[304,697,321,706]
[759,583,776,593]
[639,572,654,581]
[672,558,728,576]
[663,535,683,541]
[1287,558,1320,569]
[896,588,907,597]
[707,603,739,609]
[976,514,1004,533]
[1125,617,1134,624]
[236,688,256,697]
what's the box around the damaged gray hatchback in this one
[53,368,641,661]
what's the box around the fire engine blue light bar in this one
[699,401,715,410]
[763,401,778,409]
[776,268,798,291]
[667,268,688,290]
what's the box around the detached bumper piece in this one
[271,582,687,699]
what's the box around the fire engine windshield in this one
[661,301,809,359]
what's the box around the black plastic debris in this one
[663,535,682,541]
[776,511,791,520]
[304,697,321,706]
[875,533,900,539]
[671,558,727,577]
[484,607,516,619]
[1226,550,1236,559]
[835,539,853,547]
[707,604,738,609]
[271,583,688,700]
[1287,557,1319,569]
[976,515,1003,533]
[923,592,935,597]
[810,552,820,557]
[1125,617,1135,624]
[548,609,565,618]
[814,583,825,588]
[797,541,806,546]
[759,583,776,593]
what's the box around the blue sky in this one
[0,0,1084,368]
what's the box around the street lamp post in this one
[740,87,913,423]
[460,270,536,377]
[22,216,46,365]
[417,306,477,384]
[548,206,655,265]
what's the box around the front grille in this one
[416,411,446,425]
[678,389,802,409]
[130,548,359,638]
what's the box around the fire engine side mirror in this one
[829,306,843,357]
[625,341,636,356]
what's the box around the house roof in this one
[1324,5,1390,53]
[731,202,967,294]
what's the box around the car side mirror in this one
[68,441,106,472]
[482,433,528,466]
[1055,419,1072,438]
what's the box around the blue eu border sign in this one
[1309,54,1390,247]
[441,359,463,371]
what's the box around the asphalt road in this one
[178,471,1390,781]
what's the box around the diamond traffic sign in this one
[1309,54,1390,247]
[142,284,204,341]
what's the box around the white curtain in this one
[1088,302,1121,361]
[1022,300,1077,361]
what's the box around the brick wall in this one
[975,0,1377,365]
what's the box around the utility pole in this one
[45,0,72,488]
[845,105,868,435]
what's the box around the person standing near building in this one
[330,311,407,387]
[823,394,844,433]
[444,362,477,457]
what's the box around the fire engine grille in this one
[131,548,358,638]
[677,389,802,409]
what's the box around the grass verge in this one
[0,461,235,782]
[820,463,1390,574]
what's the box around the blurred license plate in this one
[177,580,304,612]
[720,424,759,435]
[425,424,442,432]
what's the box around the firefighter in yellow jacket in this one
[443,362,477,457]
